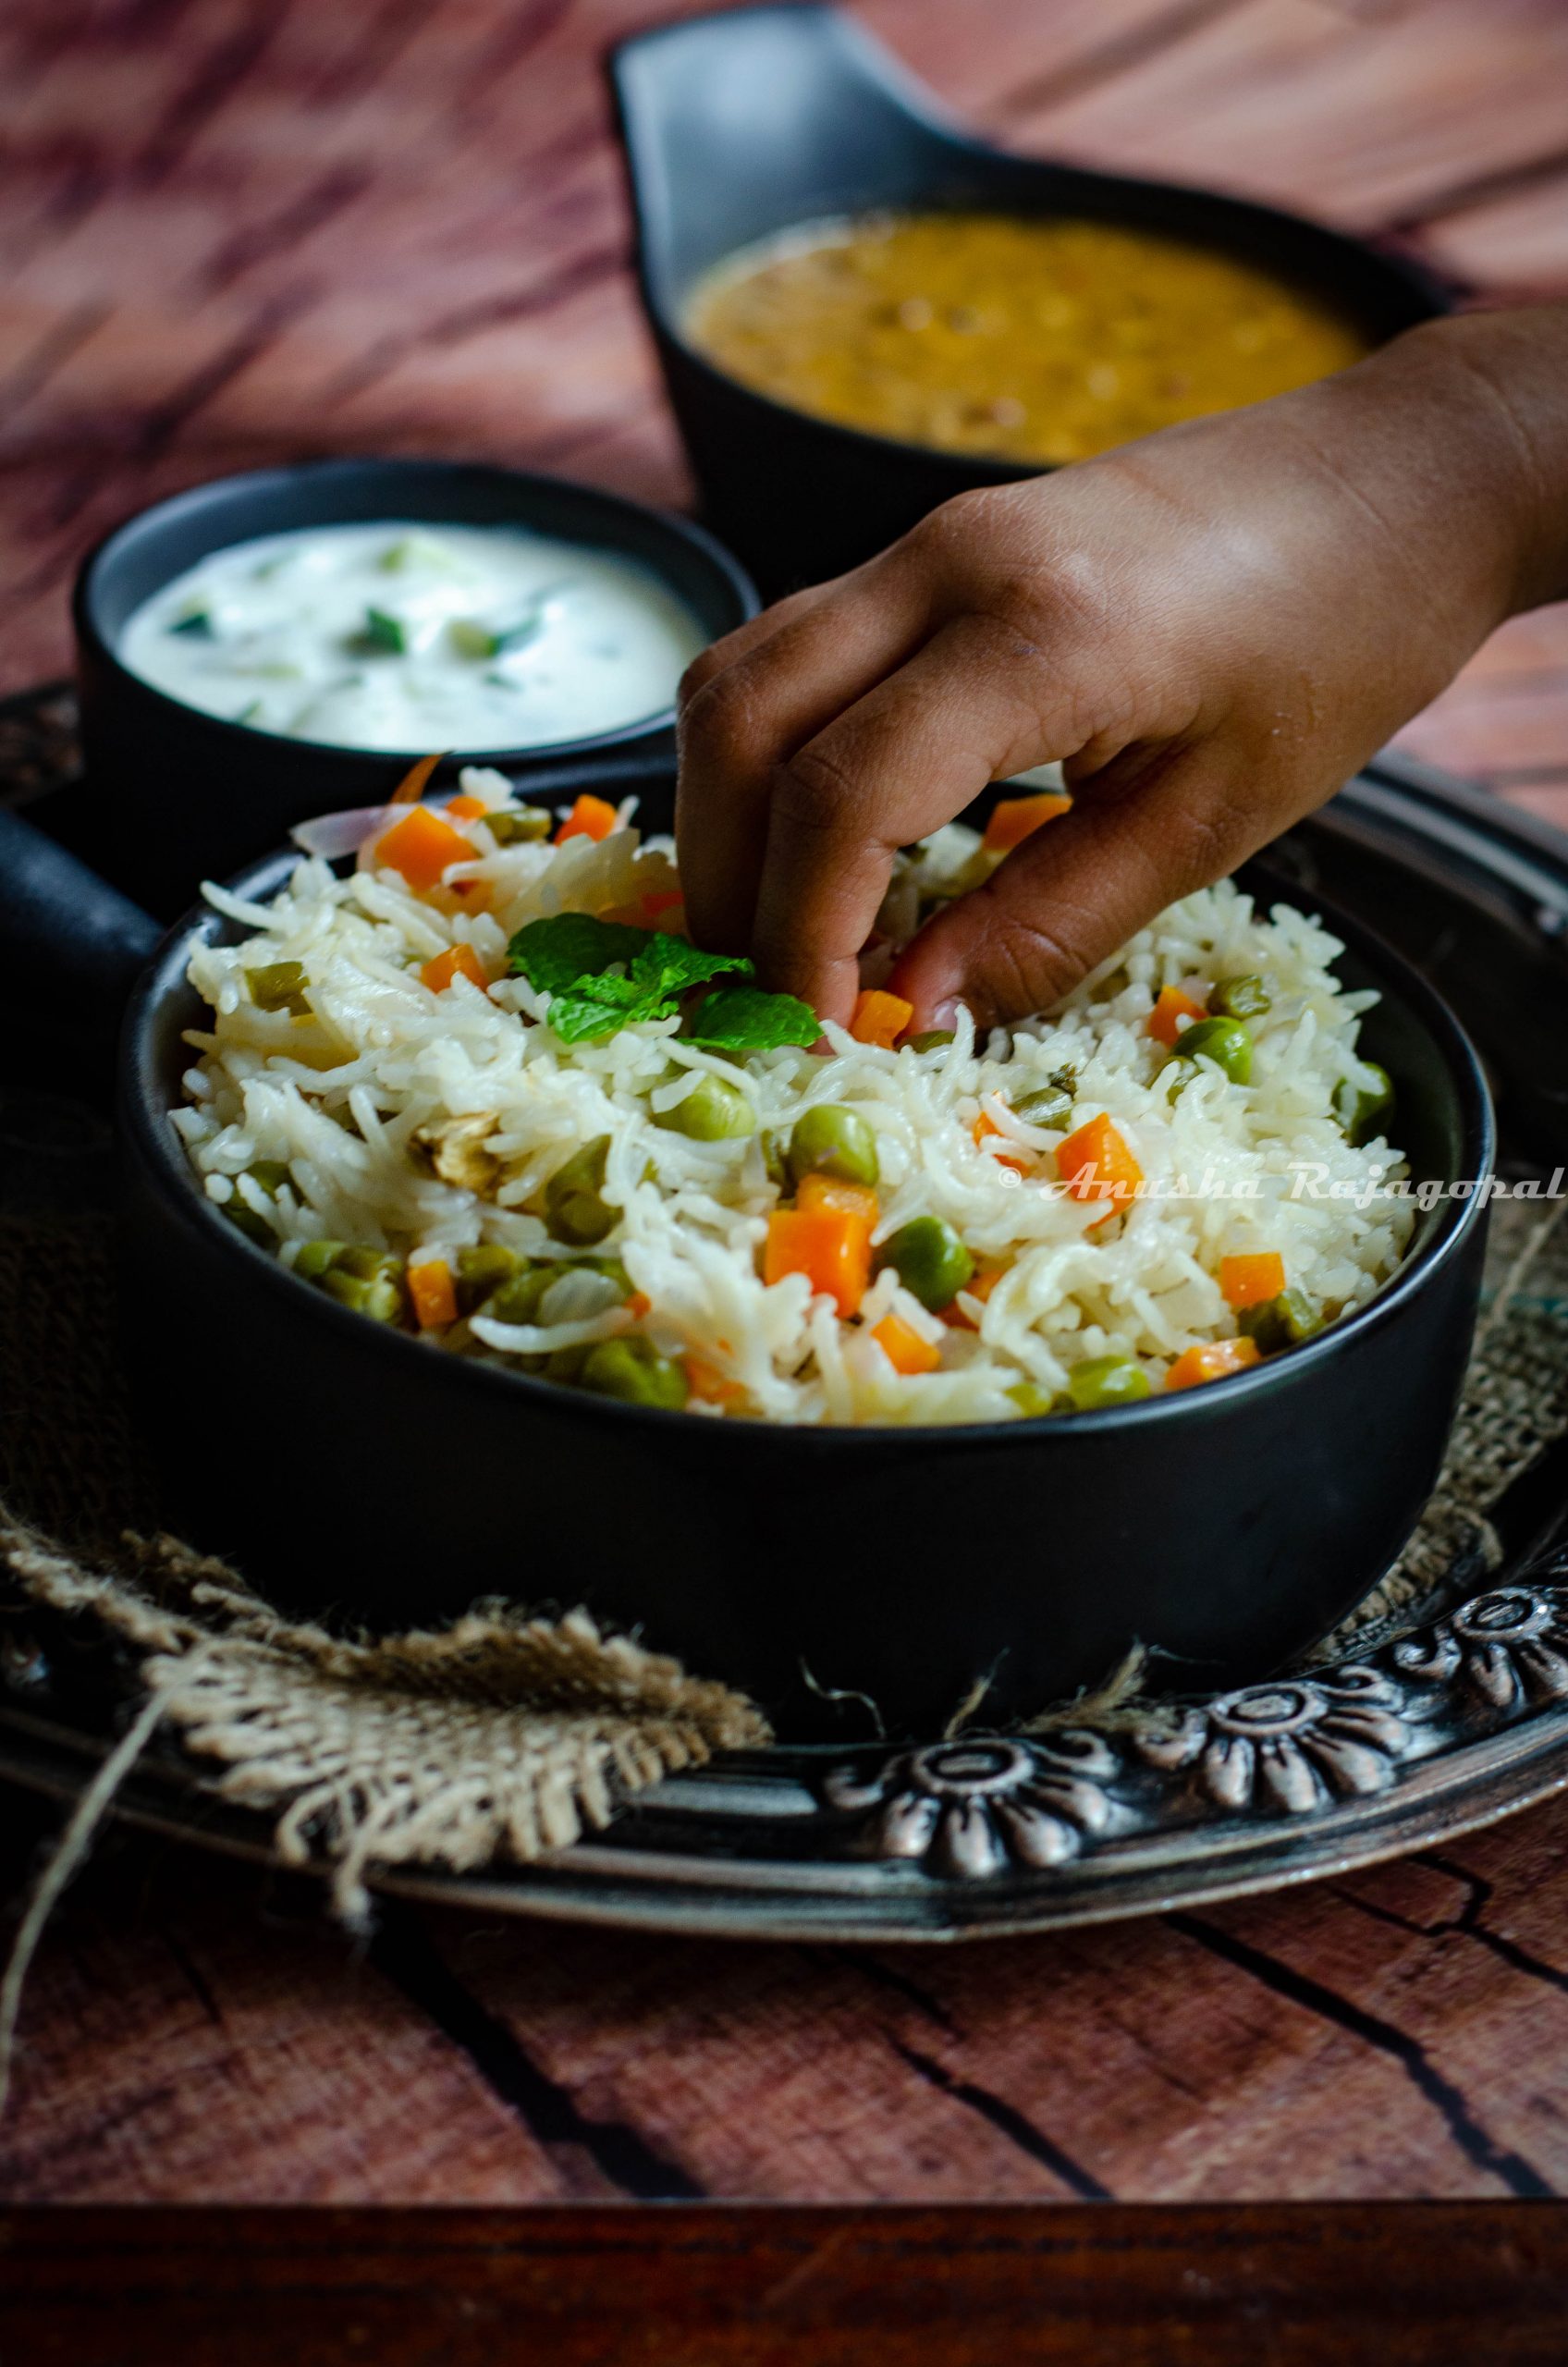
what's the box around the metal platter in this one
[4,695,1568,1941]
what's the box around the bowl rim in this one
[73,453,759,769]
[120,830,1497,1453]
[612,8,1455,486]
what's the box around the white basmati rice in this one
[172,769,1414,1426]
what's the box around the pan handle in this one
[0,806,161,1038]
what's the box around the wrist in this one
[1358,308,1568,620]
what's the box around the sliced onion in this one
[289,806,392,861]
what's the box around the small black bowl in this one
[611,4,1452,591]
[72,456,757,916]
[116,818,1493,1743]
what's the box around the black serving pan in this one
[12,762,1469,1746]
[610,4,1452,591]
[69,457,757,919]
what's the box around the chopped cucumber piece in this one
[360,607,407,654]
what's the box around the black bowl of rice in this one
[118,773,1493,1739]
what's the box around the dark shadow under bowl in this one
[72,457,757,916]
[116,798,1492,1742]
[611,4,1452,592]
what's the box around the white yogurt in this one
[118,521,709,753]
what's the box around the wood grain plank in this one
[7,2201,1568,2367]
[0,1804,577,2202]
[1002,0,1568,236]
[396,1786,1568,2203]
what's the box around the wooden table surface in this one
[5,0,1568,2230]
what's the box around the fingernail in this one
[931,999,961,1030]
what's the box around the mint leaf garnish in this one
[630,933,752,1000]
[685,985,820,1051]
[507,914,648,995]
[505,913,815,1053]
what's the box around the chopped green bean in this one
[1333,1063,1395,1147]
[247,961,310,1016]
[579,1337,690,1410]
[545,1134,616,1245]
[1209,974,1272,1021]
[1015,1083,1073,1130]
[1237,1288,1322,1354]
[1066,1355,1151,1411]
[483,806,552,845]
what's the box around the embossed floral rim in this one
[6,1569,1568,1941]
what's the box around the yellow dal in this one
[687,212,1368,464]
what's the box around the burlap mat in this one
[2,1196,1567,1922]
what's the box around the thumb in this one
[888,744,1287,1031]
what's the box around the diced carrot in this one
[408,1257,458,1331]
[375,803,475,893]
[851,989,914,1049]
[1219,1252,1286,1309]
[447,878,492,910]
[420,942,489,994]
[765,1206,872,1316]
[446,792,488,821]
[982,791,1072,854]
[941,1260,1006,1330]
[973,1106,1030,1175]
[684,1354,745,1407]
[797,1173,879,1222]
[642,888,684,919]
[628,1292,652,1319]
[556,793,619,845]
[1166,1335,1262,1392]
[1056,1112,1144,1227]
[388,751,447,805]
[872,1311,942,1376]
[1148,985,1207,1049]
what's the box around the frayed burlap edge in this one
[0,1512,770,1924]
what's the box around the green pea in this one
[484,1262,557,1326]
[1333,1063,1395,1147]
[654,1073,754,1140]
[1015,1083,1073,1130]
[761,1130,790,1187]
[247,960,310,1015]
[455,1243,521,1314]
[1066,1355,1152,1412]
[1006,1380,1060,1420]
[1238,1288,1322,1355]
[294,1239,346,1282]
[1209,974,1272,1021]
[875,1216,974,1312]
[545,1135,616,1245]
[322,1250,406,1323]
[907,1030,956,1054]
[788,1105,879,1189]
[579,1337,690,1410]
[545,1343,593,1384]
[248,1159,291,1197]
[484,806,552,845]
[1170,1016,1252,1085]
[1165,1056,1201,1104]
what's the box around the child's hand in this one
[676,310,1568,1030]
